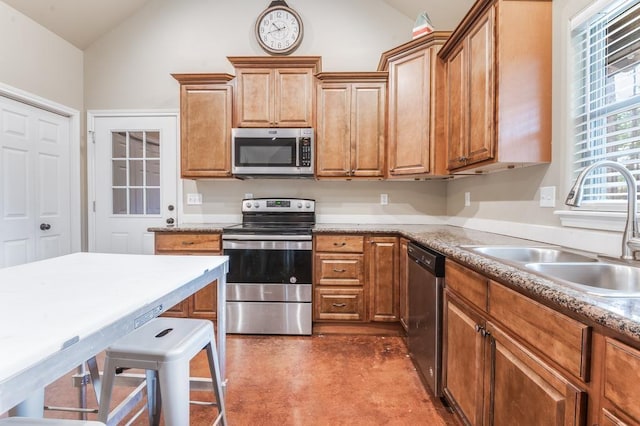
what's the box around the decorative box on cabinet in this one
[438,0,551,174]
[378,32,450,178]
[154,232,220,320]
[228,56,321,128]
[315,72,387,179]
[443,260,588,425]
[171,74,234,178]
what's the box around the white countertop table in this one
[0,252,229,414]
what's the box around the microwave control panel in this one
[299,138,312,167]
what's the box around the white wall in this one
[0,2,83,110]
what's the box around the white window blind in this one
[572,0,640,208]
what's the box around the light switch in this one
[186,193,203,205]
[539,186,556,208]
[380,194,388,205]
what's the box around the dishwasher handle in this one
[407,242,445,277]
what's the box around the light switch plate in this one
[380,194,388,205]
[539,186,556,208]
[464,192,471,207]
[186,193,203,205]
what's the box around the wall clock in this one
[255,1,303,55]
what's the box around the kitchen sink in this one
[525,262,640,297]
[466,246,598,264]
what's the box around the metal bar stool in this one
[97,318,226,426]
[0,419,104,425]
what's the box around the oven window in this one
[235,138,296,166]
[225,248,312,284]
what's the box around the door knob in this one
[166,218,175,225]
[40,223,51,231]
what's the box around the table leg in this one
[217,274,226,383]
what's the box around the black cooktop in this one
[223,222,313,235]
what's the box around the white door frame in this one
[86,110,180,252]
[0,82,82,254]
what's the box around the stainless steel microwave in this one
[231,128,314,178]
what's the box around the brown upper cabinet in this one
[172,73,234,178]
[315,72,387,179]
[439,0,552,174]
[228,56,321,128]
[378,32,450,178]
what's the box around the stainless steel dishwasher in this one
[407,242,445,398]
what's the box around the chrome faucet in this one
[565,160,640,260]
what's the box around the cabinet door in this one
[443,292,486,426]
[190,279,218,320]
[368,237,399,322]
[603,337,640,424]
[351,83,385,177]
[398,238,409,331]
[316,83,352,177]
[445,43,467,171]
[274,68,314,127]
[387,48,432,176]
[466,7,494,166]
[235,68,273,127]
[180,84,233,177]
[486,323,586,426]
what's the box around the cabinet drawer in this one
[314,288,365,321]
[155,233,221,253]
[603,338,640,422]
[488,281,591,381]
[314,254,365,286]
[445,260,488,312]
[315,235,365,253]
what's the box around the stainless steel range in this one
[222,198,314,335]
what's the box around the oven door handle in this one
[223,239,312,251]
[222,234,312,241]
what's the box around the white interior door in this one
[0,96,71,268]
[89,113,178,254]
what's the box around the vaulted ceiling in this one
[2,0,472,50]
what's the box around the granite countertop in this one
[150,223,640,343]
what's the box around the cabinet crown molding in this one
[171,73,235,84]
[227,56,322,72]
[377,31,451,71]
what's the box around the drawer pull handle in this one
[333,269,347,273]
[182,241,195,245]
[333,242,347,246]
[332,303,347,308]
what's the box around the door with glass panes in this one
[90,113,178,254]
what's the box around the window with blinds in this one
[572,0,640,208]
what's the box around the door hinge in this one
[89,130,96,144]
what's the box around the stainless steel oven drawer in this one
[226,283,312,302]
[226,301,312,335]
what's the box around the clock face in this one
[256,7,303,54]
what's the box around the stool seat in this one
[0,419,104,425]
[98,318,225,426]
[105,317,213,363]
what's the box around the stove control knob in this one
[254,202,259,208]
[245,202,251,208]
[297,202,303,208]
[305,202,311,209]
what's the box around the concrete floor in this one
[38,334,459,425]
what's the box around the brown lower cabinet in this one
[154,232,220,321]
[313,234,398,324]
[443,260,588,425]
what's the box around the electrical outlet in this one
[244,193,253,199]
[464,192,471,207]
[380,194,388,205]
[539,186,556,208]
[186,193,203,205]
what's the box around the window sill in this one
[555,209,630,232]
